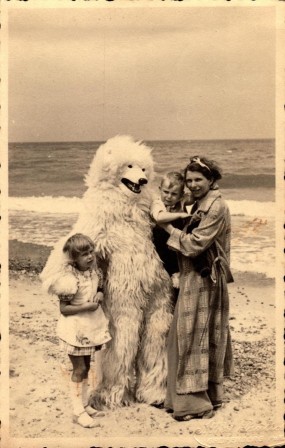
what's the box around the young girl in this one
[48,233,111,428]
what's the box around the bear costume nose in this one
[139,178,148,186]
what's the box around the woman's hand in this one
[158,222,174,234]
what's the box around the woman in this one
[160,156,234,421]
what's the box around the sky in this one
[8,5,276,142]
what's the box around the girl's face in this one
[185,170,213,200]
[75,247,95,271]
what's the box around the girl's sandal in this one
[73,411,101,428]
[85,405,105,418]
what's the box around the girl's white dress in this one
[54,265,111,349]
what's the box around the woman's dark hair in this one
[184,156,222,182]
[63,233,95,261]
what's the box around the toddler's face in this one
[160,181,184,208]
[75,248,95,271]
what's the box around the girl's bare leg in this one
[69,355,89,382]
[81,355,105,417]
[68,355,101,427]
[81,356,91,408]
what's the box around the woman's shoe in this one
[212,401,223,410]
[173,409,215,421]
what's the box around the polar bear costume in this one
[41,135,173,409]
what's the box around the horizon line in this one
[8,136,275,145]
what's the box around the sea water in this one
[8,139,276,278]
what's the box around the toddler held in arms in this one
[151,172,194,301]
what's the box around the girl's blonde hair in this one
[63,233,94,262]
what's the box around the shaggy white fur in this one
[41,135,173,409]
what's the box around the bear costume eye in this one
[128,165,133,168]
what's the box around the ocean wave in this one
[153,172,275,188]
[9,197,276,279]
[220,174,275,189]
[9,196,276,218]
[226,200,275,217]
[9,196,83,214]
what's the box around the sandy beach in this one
[6,241,283,447]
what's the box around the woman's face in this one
[185,170,213,200]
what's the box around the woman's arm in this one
[166,199,226,258]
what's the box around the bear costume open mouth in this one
[121,178,142,194]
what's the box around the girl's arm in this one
[59,295,99,316]
[92,267,104,305]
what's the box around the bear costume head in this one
[85,135,154,197]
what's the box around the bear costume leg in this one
[90,267,173,409]
[90,304,143,409]
[135,284,173,405]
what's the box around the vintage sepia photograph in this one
[1,1,284,447]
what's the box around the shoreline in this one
[9,239,275,285]
[9,239,52,273]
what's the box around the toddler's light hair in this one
[63,233,95,262]
[160,171,185,192]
